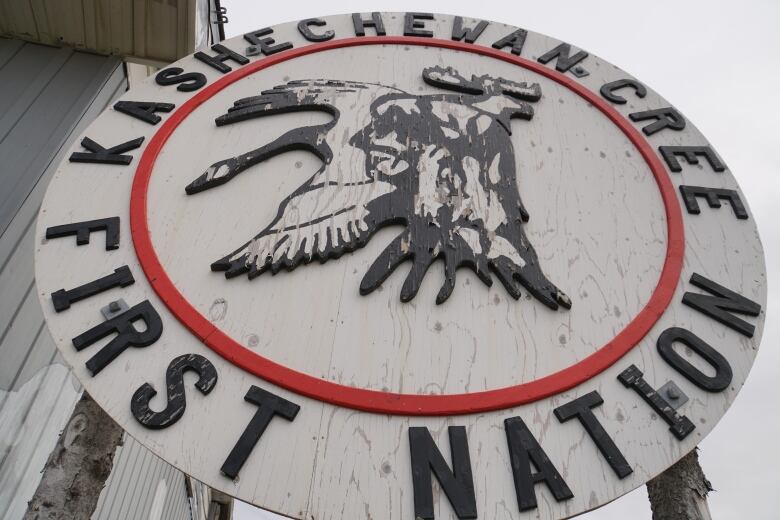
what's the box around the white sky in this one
[222,1,780,518]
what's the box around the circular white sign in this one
[35,12,766,519]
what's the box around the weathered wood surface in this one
[23,392,123,520]
[647,449,713,520]
[34,13,767,520]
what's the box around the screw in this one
[666,386,680,400]
[108,301,120,312]
[574,65,585,74]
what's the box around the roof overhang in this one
[0,0,217,66]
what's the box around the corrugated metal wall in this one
[92,436,193,520]
[0,0,210,66]
[0,38,212,520]
[0,38,125,519]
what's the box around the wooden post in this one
[23,392,123,520]
[647,448,713,520]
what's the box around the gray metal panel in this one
[0,38,214,520]
[0,39,125,520]
[0,0,212,65]
[0,39,23,69]
[92,435,195,520]
[0,38,121,238]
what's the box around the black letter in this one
[537,43,588,72]
[46,217,120,250]
[629,107,685,136]
[504,416,573,511]
[297,18,334,42]
[51,266,134,312]
[69,136,144,165]
[554,391,633,479]
[617,365,695,440]
[682,273,761,337]
[659,145,726,172]
[352,12,386,36]
[452,17,488,43]
[113,101,175,125]
[404,12,434,37]
[492,29,527,55]
[221,386,300,479]
[194,43,249,74]
[155,67,206,92]
[409,426,477,519]
[600,79,647,104]
[657,328,732,392]
[72,300,163,376]
[679,185,748,219]
[131,354,218,429]
[244,28,293,56]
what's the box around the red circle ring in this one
[131,36,684,416]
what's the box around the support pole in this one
[647,448,713,520]
[23,392,123,520]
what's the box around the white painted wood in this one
[34,13,768,520]
[150,44,665,393]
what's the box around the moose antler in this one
[497,78,541,101]
[422,66,484,94]
[423,66,541,102]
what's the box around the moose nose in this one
[348,123,374,149]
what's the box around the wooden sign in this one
[35,12,766,519]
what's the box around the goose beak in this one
[185,159,236,195]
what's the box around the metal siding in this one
[0,40,126,520]
[0,363,77,520]
[165,471,189,520]
[0,39,23,69]
[0,38,216,520]
[93,434,195,520]
[100,435,141,519]
[0,39,121,237]
[92,435,197,520]
[136,447,163,518]
[0,2,38,42]
[0,0,211,64]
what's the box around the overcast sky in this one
[222,1,780,518]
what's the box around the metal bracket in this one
[571,65,589,78]
[101,298,129,321]
[658,381,688,410]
